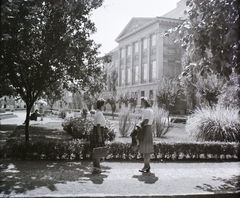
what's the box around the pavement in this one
[0,110,240,198]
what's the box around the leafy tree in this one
[118,90,131,108]
[196,73,225,108]
[218,73,240,108]
[155,77,179,114]
[104,92,117,119]
[72,92,83,110]
[171,0,240,107]
[43,81,64,112]
[104,69,118,119]
[1,0,104,142]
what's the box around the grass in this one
[0,114,188,147]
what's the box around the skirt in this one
[90,126,105,151]
[139,125,154,154]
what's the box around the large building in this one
[106,0,187,114]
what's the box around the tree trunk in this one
[111,103,115,120]
[25,105,31,143]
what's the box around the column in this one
[147,35,151,83]
[157,32,164,79]
[124,46,127,87]
[138,39,142,84]
[117,48,121,87]
[131,42,134,86]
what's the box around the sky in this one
[90,0,180,56]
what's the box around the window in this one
[141,91,145,97]
[151,34,156,46]
[143,38,147,50]
[142,63,147,82]
[134,42,139,53]
[121,69,125,85]
[127,67,131,85]
[121,48,125,59]
[134,66,139,84]
[151,61,157,80]
[127,45,131,56]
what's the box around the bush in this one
[59,110,67,119]
[62,117,93,139]
[4,141,239,161]
[152,105,172,137]
[81,108,88,120]
[186,105,240,142]
[104,119,117,141]
[62,116,116,142]
[118,107,138,137]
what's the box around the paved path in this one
[1,159,239,197]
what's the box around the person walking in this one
[138,97,154,173]
[90,98,106,174]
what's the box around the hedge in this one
[1,141,239,161]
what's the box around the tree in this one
[155,77,179,122]
[170,0,240,108]
[196,73,225,108]
[155,77,179,112]
[1,0,104,142]
[118,90,131,108]
[72,92,83,110]
[104,69,118,119]
[43,81,64,112]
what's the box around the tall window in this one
[134,42,139,53]
[127,45,131,56]
[134,66,139,84]
[127,67,131,85]
[150,61,157,81]
[121,48,125,59]
[143,38,147,50]
[142,63,147,83]
[151,34,156,46]
[121,69,125,85]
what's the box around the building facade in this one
[106,0,187,114]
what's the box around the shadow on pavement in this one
[132,171,158,184]
[195,175,240,194]
[0,159,109,195]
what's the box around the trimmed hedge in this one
[2,141,239,161]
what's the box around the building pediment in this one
[115,17,155,42]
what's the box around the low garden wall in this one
[1,140,239,161]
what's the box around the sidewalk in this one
[0,111,239,197]
[1,159,239,197]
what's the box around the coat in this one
[130,123,143,146]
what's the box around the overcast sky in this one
[90,0,180,56]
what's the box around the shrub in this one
[4,141,238,161]
[104,119,117,141]
[152,105,172,137]
[59,110,67,119]
[62,117,116,142]
[62,117,93,139]
[186,105,240,142]
[218,73,240,108]
[81,108,88,120]
[118,107,138,137]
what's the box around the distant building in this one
[105,0,187,114]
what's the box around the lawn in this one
[1,114,189,146]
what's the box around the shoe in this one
[139,167,150,173]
